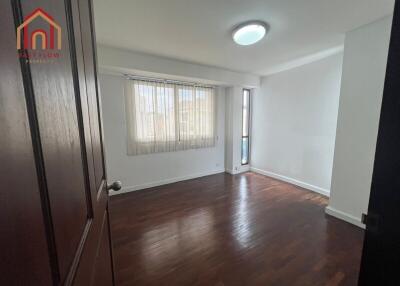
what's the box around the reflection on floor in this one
[110,172,364,286]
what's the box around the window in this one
[125,79,216,155]
[241,89,251,165]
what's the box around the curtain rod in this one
[123,73,216,88]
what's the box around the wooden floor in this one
[109,172,364,286]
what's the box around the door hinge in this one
[361,212,380,233]
[361,213,368,225]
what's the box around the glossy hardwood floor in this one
[109,172,364,286]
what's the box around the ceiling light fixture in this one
[232,21,269,46]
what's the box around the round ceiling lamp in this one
[232,21,269,46]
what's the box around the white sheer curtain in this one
[125,79,216,155]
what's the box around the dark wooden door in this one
[359,1,400,285]
[2,0,115,285]
[68,0,115,284]
[0,1,53,284]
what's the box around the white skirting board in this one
[249,167,366,229]
[109,168,225,196]
[225,165,250,175]
[250,167,330,197]
[325,206,365,229]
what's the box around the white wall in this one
[326,15,393,227]
[250,52,344,196]
[98,45,260,88]
[96,45,261,194]
[100,74,226,195]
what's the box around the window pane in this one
[241,89,250,165]
[243,89,249,108]
[126,78,216,155]
[178,87,194,140]
[134,83,175,142]
[134,83,156,141]
[242,90,250,137]
[178,86,215,142]
[242,107,249,136]
[241,137,249,165]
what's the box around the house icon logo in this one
[16,8,61,50]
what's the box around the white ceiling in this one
[93,0,394,76]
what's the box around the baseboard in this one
[250,167,330,197]
[225,165,250,175]
[325,206,365,229]
[109,168,225,196]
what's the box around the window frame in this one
[241,88,251,165]
[125,78,217,156]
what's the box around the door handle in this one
[107,181,122,192]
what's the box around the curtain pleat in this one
[125,79,216,155]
